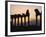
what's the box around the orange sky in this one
[10,4,42,24]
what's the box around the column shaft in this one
[18,17,19,26]
[28,16,29,26]
[36,15,37,25]
[24,16,26,26]
[21,16,23,26]
[15,17,16,26]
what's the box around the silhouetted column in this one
[24,16,26,26]
[36,15,37,25]
[21,16,23,26]
[28,15,29,26]
[40,15,41,25]
[18,16,19,26]
[15,17,16,26]
[40,15,41,29]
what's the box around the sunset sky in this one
[10,4,42,24]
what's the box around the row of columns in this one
[36,15,41,26]
[11,15,30,26]
[11,15,41,26]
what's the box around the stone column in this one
[11,15,13,26]
[40,15,41,29]
[21,16,23,26]
[24,16,26,26]
[28,15,29,26]
[18,16,19,26]
[15,17,16,26]
[36,15,37,26]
